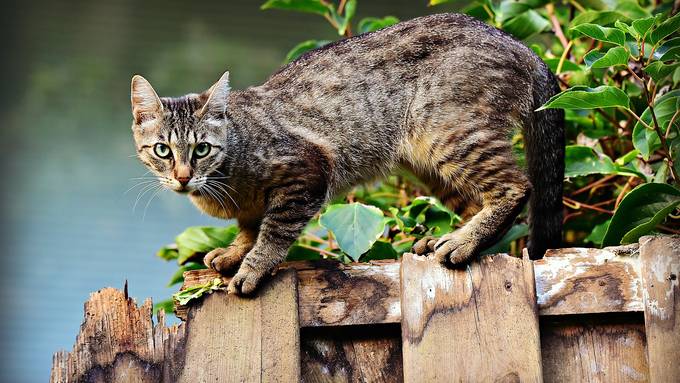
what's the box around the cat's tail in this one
[525,62,565,259]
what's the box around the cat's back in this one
[264,13,537,89]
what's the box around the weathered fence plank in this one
[540,314,648,382]
[534,245,642,316]
[50,287,186,383]
[640,235,680,383]
[400,253,542,382]
[301,325,402,383]
[176,269,300,382]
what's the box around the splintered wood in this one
[640,235,680,382]
[50,288,186,383]
[400,253,542,382]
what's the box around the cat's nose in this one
[176,176,191,186]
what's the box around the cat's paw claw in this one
[412,236,437,255]
[434,235,477,266]
[227,265,265,296]
[204,246,243,275]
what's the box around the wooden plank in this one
[540,314,648,382]
[177,269,300,382]
[300,325,402,383]
[178,246,644,327]
[534,245,642,316]
[400,253,542,382]
[640,235,680,382]
[50,287,186,383]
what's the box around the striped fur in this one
[130,13,564,294]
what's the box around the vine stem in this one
[563,196,614,214]
[556,41,574,74]
[546,3,569,49]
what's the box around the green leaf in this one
[570,23,627,46]
[602,183,680,246]
[423,205,457,235]
[429,0,456,5]
[584,47,630,69]
[357,16,399,34]
[157,245,179,261]
[644,61,680,83]
[631,15,658,39]
[153,299,175,315]
[648,13,680,45]
[544,58,583,73]
[319,203,385,261]
[571,11,630,28]
[286,244,323,261]
[585,219,611,247]
[361,240,398,261]
[167,263,206,287]
[565,145,617,177]
[337,0,357,36]
[633,89,680,160]
[656,37,680,61]
[502,10,551,40]
[260,0,331,15]
[172,278,223,306]
[284,39,331,63]
[176,226,239,265]
[481,224,529,255]
[537,86,630,111]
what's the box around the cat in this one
[130,13,564,295]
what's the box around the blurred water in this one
[0,0,458,381]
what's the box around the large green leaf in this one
[633,89,680,160]
[571,23,627,46]
[602,183,680,246]
[319,203,385,261]
[502,10,551,40]
[538,86,630,111]
[584,46,630,69]
[260,0,331,15]
[284,40,331,63]
[481,224,529,255]
[176,226,239,265]
[644,61,680,83]
[361,240,398,261]
[571,10,630,28]
[648,13,680,45]
[565,145,642,178]
[357,16,399,34]
[656,37,680,61]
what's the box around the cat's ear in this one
[197,71,230,119]
[130,75,163,125]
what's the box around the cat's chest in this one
[188,193,235,220]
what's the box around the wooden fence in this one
[51,235,679,382]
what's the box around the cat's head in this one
[130,72,231,194]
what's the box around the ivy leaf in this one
[284,40,331,63]
[357,16,399,34]
[602,183,680,246]
[584,47,630,69]
[361,240,398,261]
[172,278,223,306]
[537,86,630,111]
[633,89,680,160]
[570,23,627,46]
[565,145,617,177]
[481,224,529,255]
[319,203,385,261]
[502,10,551,40]
[648,12,680,46]
[337,0,357,36]
[176,226,239,265]
[260,0,332,16]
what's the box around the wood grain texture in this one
[301,325,403,383]
[640,235,680,383]
[534,245,642,316]
[50,287,186,383]
[540,313,648,382]
[400,253,542,382]
[177,269,300,382]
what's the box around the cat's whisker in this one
[207,180,239,209]
[142,185,164,221]
[133,182,160,213]
[202,183,230,215]
[123,180,158,195]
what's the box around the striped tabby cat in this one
[130,14,564,295]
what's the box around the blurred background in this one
[0,0,460,381]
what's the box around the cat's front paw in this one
[433,233,478,266]
[227,263,267,295]
[204,246,245,275]
[412,236,437,255]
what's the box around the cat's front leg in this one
[228,182,326,295]
[204,226,257,274]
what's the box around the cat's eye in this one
[194,142,211,159]
[154,143,172,159]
